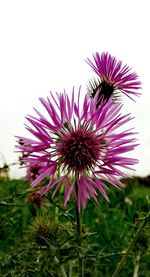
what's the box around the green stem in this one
[54,168,61,220]
[54,256,67,277]
[68,260,73,277]
[75,181,84,277]
[112,211,150,277]
[133,251,141,277]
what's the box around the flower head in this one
[16,88,138,211]
[87,52,141,103]
[26,163,43,182]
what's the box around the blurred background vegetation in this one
[0,172,150,276]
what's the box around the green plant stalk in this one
[54,256,67,277]
[54,168,61,220]
[69,260,73,277]
[75,180,84,277]
[112,211,150,277]
[133,251,141,277]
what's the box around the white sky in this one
[0,0,150,178]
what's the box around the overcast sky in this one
[0,0,150,178]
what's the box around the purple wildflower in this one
[16,88,138,211]
[26,163,43,182]
[87,52,141,103]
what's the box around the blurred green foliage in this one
[0,176,150,276]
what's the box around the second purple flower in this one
[87,52,141,102]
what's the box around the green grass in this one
[0,176,150,276]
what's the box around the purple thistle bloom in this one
[16,88,138,211]
[87,52,141,102]
[26,163,44,182]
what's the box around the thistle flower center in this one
[90,80,114,108]
[57,129,100,172]
[100,81,114,100]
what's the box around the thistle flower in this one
[31,216,66,246]
[16,88,138,211]
[87,52,141,103]
[26,163,43,182]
